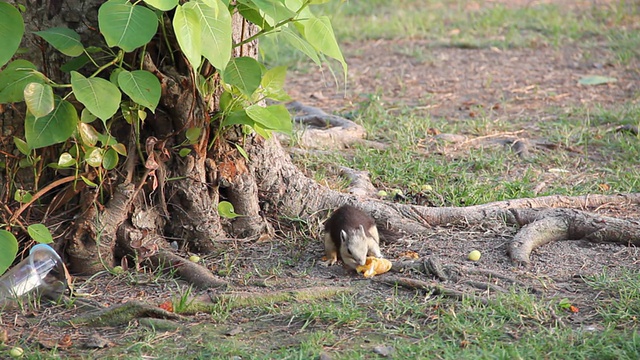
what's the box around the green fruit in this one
[468,250,481,261]
[376,190,388,197]
[9,347,24,358]
[189,255,201,263]
[112,265,124,274]
[390,189,404,197]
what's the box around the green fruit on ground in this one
[468,250,481,261]
[189,255,201,263]
[9,347,24,358]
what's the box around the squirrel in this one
[323,204,383,270]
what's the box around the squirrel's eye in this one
[347,248,352,255]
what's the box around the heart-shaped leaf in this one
[24,83,55,118]
[218,201,240,219]
[98,0,158,52]
[0,2,25,67]
[0,60,43,104]
[144,0,178,11]
[71,71,121,121]
[25,98,78,149]
[222,57,262,97]
[0,230,18,275]
[117,70,161,112]
[173,4,202,69]
[188,0,232,70]
[34,27,84,57]
[27,224,53,244]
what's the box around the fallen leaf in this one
[158,301,173,312]
[373,345,395,357]
[578,75,617,85]
[399,251,419,260]
[225,326,243,336]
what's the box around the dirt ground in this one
[2,4,640,356]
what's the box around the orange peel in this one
[356,256,392,278]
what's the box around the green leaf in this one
[80,108,97,123]
[222,110,254,127]
[14,189,32,203]
[13,137,30,155]
[578,75,617,86]
[173,4,202,69]
[58,152,75,167]
[279,27,321,66]
[237,2,270,29]
[0,60,43,104]
[245,104,292,134]
[234,143,249,161]
[27,224,53,244]
[0,2,25,68]
[23,83,54,118]
[102,148,119,170]
[189,0,232,71]
[77,122,100,146]
[117,70,161,112]
[34,27,84,57]
[71,71,121,121]
[260,66,290,101]
[85,147,104,168]
[143,0,178,11]
[60,53,90,73]
[0,229,19,275]
[249,0,295,25]
[25,98,78,149]
[179,148,191,157]
[301,16,346,76]
[218,201,240,219]
[222,57,262,97]
[98,0,158,52]
[81,175,98,187]
[185,127,201,143]
[112,143,127,156]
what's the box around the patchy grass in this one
[263,0,640,68]
[22,274,635,359]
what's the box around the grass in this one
[263,0,640,68]
[40,271,636,359]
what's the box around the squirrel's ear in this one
[340,230,348,242]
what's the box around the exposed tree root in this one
[375,275,489,305]
[64,300,182,327]
[151,250,229,289]
[389,257,540,295]
[508,208,640,265]
[339,166,377,197]
[283,101,385,149]
[332,194,640,265]
[179,286,352,314]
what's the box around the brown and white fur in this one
[323,205,383,270]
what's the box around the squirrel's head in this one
[339,225,369,268]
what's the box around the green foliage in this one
[0,1,24,67]
[27,224,53,244]
[218,201,240,219]
[0,0,344,181]
[34,27,84,57]
[0,230,19,275]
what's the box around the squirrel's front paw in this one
[319,256,337,267]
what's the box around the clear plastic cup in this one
[0,244,66,301]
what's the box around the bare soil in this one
[3,5,640,356]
